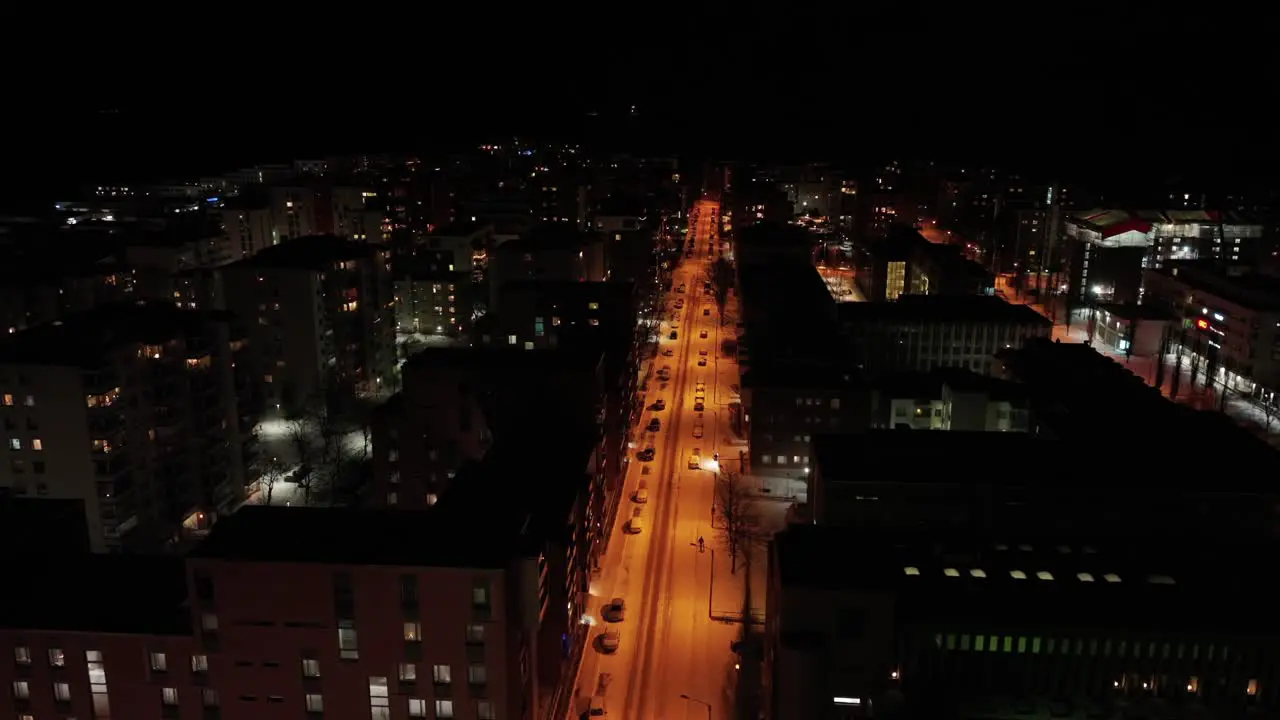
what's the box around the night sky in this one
[11,4,1271,203]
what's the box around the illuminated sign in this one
[1195,318,1211,331]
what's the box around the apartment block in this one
[487,224,607,312]
[221,236,395,412]
[369,347,606,512]
[0,302,257,551]
[0,504,574,720]
[839,295,1051,376]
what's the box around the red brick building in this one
[1,507,564,720]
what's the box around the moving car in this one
[694,400,705,411]
[637,446,655,461]
[703,308,711,316]
[677,285,686,293]
[589,695,607,716]
[650,399,665,411]
[688,450,701,469]
[700,330,708,339]
[647,418,661,432]
[633,487,649,504]
[669,331,678,340]
[693,424,704,438]
[698,357,707,366]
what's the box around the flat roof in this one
[0,554,190,635]
[838,295,1050,326]
[192,506,536,568]
[402,345,604,375]
[499,222,602,253]
[226,234,379,271]
[995,338,1280,479]
[879,367,1029,402]
[1145,263,1280,313]
[774,524,1280,634]
[0,301,234,368]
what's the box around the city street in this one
[569,199,747,720]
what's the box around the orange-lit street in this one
[568,197,743,720]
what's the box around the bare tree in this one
[705,257,735,326]
[715,469,762,574]
[1262,393,1279,432]
[256,456,288,506]
[286,415,317,504]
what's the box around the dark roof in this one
[0,498,92,554]
[0,554,190,635]
[430,221,487,237]
[0,301,234,367]
[227,235,378,271]
[995,338,1280,477]
[773,523,1280,634]
[402,345,604,375]
[192,506,536,567]
[500,223,602,253]
[1146,263,1280,313]
[838,295,1051,326]
[877,368,1029,402]
[1094,302,1178,321]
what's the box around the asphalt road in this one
[570,199,742,720]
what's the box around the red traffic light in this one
[1195,318,1210,331]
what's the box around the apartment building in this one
[486,224,607,312]
[393,269,474,340]
[0,505,570,720]
[873,369,1031,432]
[839,295,1051,376]
[221,236,394,412]
[369,347,606,512]
[485,280,644,519]
[219,196,278,262]
[855,226,993,302]
[1142,263,1280,399]
[765,524,1280,720]
[0,302,257,551]
[0,256,133,334]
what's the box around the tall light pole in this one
[680,694,712,720]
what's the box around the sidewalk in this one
[708,501,786,624]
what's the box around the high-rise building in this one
[0,302,257,551]
[221,236,395,412]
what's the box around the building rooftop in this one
[1094,302,1178,321]
[878,367,1029,402]
[1146,262,1280,313]
[429,221,487,237]
[500,222,602,253]
[227,234,379,271]
[0,301,234,368]
[838,295,1050,326]
[0,554,190,635]
[773,523,1280,634]
[995,337,1280,476]
[402,344,604,376]
[192,506,537,568]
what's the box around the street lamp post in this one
[680,694,712,720]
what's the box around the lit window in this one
[399,663,417,682]
[149,652,167,671]
[409,698,428,717]
[902,566,920,576]
[478,700,496,720]
[305,693,324,712]
[436,700,455,718]
[1076,572,1095,582]
[8,438,20,451]
[466,624,485,643]
[162,687,179,705]
[12,680,30,698]
[2,394,12,406]
[1009,570,1027,580]
[969,569,987,578]
[1103,573,1122,583]
[47,648,65,666]
[302,659,320,677]
[54,682,71,701]
[403,622,421,642]
[13,647,30,665]
[433,665,452,684]
[191,655,208,673]
[943,568,959,577]
[31,439,43,451]
[467,664,487,685]
[1247,679,1259,696]
[1035,571,1054,581]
